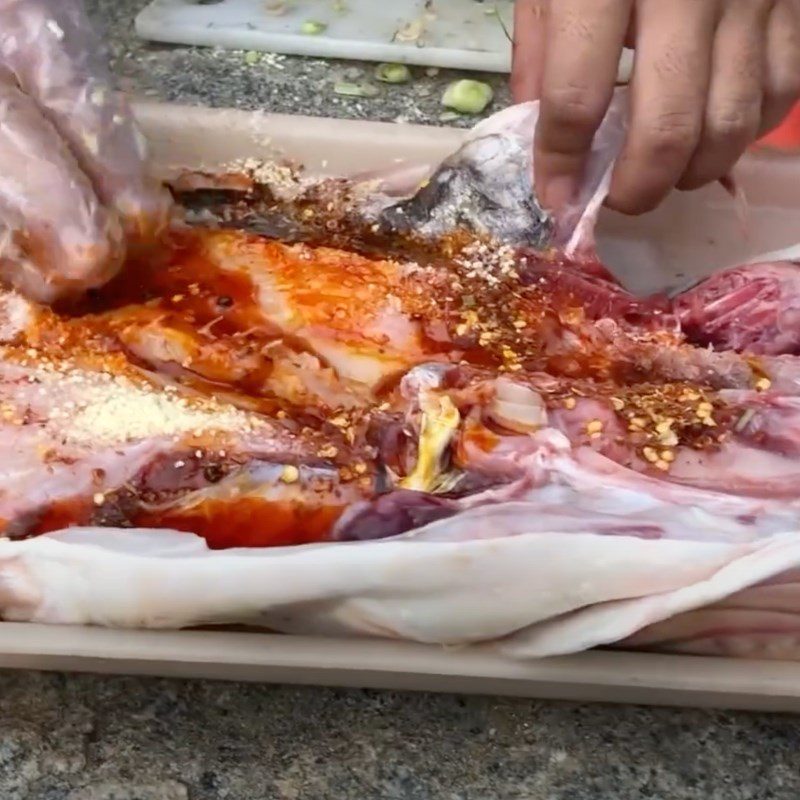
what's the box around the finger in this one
[678,0,769,191]
[0,70,123,302]
[534,0,632,213]
[760,0,800,137]
[624,11,637,49]
[2,0,172,247]
[511,0,548,103]
[608,0,717,214]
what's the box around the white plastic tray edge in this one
[4,623,800,712]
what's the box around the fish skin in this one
[376,92,628,254]
[377,132,554,249]
[170,92,629,258]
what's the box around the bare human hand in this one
[0,0,172,302]
[512,0,800,215]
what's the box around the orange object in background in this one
[755,102,800,152]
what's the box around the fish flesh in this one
[2,91,800,661]
[675,259,800,355]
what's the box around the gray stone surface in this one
[2,669,800,800]
[0,2,795,798]
[87,0,509,127]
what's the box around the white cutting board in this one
[136,0,516,72]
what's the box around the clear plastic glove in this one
[0,0,172,302]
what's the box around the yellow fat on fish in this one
[399,394,460,493]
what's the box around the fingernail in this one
[539,174,578,213]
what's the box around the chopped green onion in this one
[300,20,327,35]
[375,63,411,84]
[441,79,493,115]
[243,50,261,65]
[333,82,379,98]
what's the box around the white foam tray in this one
[4,101,800,711]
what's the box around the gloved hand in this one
[512,0,800,216]
[0,0,172,302]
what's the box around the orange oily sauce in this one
[7,227,744,547]
[133,497,347,549]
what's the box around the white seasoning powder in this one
[14,356,265,447]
